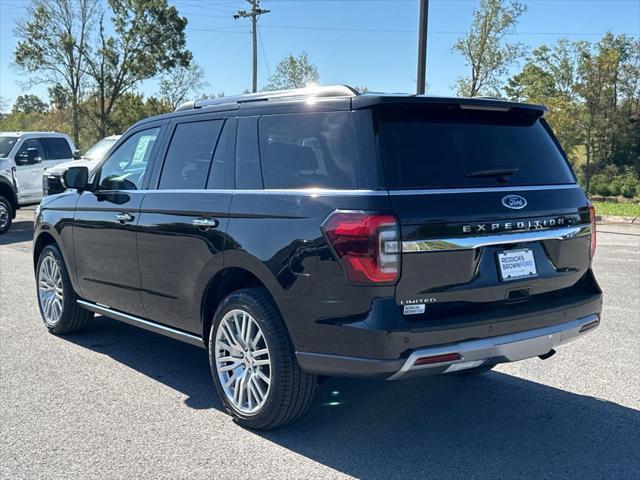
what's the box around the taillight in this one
[322,211,400,284]
[588,202,597,258]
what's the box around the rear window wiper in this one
[464,167,519,178]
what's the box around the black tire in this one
[208,288,317,430]
[0,195,13,234]
[36,244,93,335]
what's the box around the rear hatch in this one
[374,102,594,319]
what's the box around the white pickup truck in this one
[0,131,77,233]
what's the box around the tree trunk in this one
[98,86,107,139]
[71,96,80,147]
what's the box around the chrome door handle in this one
[192,217,219,229]
[115,212,134,223]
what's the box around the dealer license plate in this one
[497,249,537,281]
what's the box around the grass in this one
[593,201,640,217]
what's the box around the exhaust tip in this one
[538,349,556,360]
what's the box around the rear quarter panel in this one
[226,191,395,353]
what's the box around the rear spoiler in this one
[351,95,548,114]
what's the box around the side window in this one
[15,138,45,164]
[97,128,159,191]
[236,116,262,189]
[258,112,358,189]
[159,119,223,190]
[42,138,72,160]
[207,118,236,190]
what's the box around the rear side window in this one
[377,105,575,190]
[258,112,358,189]
[42,137,72,160]
[159,119,223,190]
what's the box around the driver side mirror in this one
[73,149,82,160]
[62,166,89,191]
[15,148,41,165]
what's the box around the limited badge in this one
[403,304,426,315]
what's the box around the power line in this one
[257,26,271,79]
[234,0,271,93]
[192,23,626,36]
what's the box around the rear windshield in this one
[376,105,575,189]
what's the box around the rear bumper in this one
[296,311,601,380]
[387,313,599,380]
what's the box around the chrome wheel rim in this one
[214,309,271,415]
[0,203,8,229]
[38,255,64,325]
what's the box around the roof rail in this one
[174,85,359,112]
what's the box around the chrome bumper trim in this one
[387,314,599,380]
[402,225,591,253]
[77,300,205,348]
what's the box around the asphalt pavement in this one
[1,207,639,480]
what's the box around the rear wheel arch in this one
[201,267,282,344]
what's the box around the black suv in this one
[33,85,602,429]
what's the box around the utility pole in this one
[234,0,270,93]
[416,0,429,94]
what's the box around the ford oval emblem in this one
[502,195,527,210]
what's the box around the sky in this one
[0,0,639,109]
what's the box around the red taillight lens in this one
[588,202,597,258]
[322,211,400,284]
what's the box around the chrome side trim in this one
[402,224,591,252]
[389,184,579,195]
[387,314,599,380]
[77,300,205,348]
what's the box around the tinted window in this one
[259,112,358,189]
[159,120,223,190]
[98,128,159,191]
[377,106,575,189]
[42,137,72,160]
[236,116,262,189]
[15,138,45,163]
[0,136,18,158]
[207,118,235,190]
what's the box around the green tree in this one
[12,94,49,114]
[508,34,640,192]
[264,52,319,91]
[453,0,527,97]
[575,33,637,191]
[14,0,98,145]
[48,84,71,110]
[506,40,586,157]
[158,62,208,110]
[84,0,192,137]
[108,92,171,133]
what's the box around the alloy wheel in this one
[38,254,64,325]
[214,309,272,414]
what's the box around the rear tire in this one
[0,195,13,234]
[209,288,317,430]
[36,244,93,334]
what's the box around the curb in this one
[596,215,638,224]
